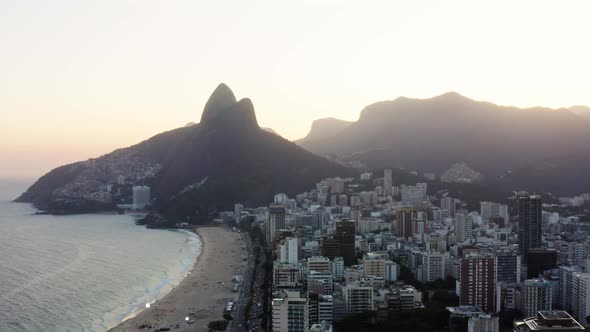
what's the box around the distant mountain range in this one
[297,92,590,195]
[570,105,590,119]
[295,118,353,145]
[17,87,590,221]
[17,84,352,222]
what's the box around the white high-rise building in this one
[332,257,344,281]
[274,193,289,204]
[480,201,509,225]
[132,186,150,210]
[273,263,302,288]
[308,256,332,275]
[363,253,386,279]
[571,272,590,325]
[522,279,552,318]
[272,291,309,332]
[468,314,499,332]
[568,242,589,267]
[441,196,456,217]
[455,213,473,244]
[349,195,361,207]
[421,252,448,283]
[400,183,427,203]
[558,265,582,311]
[280,237,299,264]
[498,204,509,225]
[330,178,345,194]
[360,172,373,181]
[338,194,348,207]
[344,281,374,314]
[359,191,378,207]
[384,169,393,196]
[358,218,382,234]
[385,260,400,282]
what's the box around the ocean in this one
[0,178,201,332]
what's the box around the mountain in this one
[295,117,353,145]
[262,127,280,136]
[297,92,590,195]
[570,105,590,114]
[17,83,352,222]
[571,106,590,120]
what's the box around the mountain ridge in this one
[17,84,353,222]
[296,92,590,195]
[295,117,353,145]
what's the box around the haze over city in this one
[2,0,590,176]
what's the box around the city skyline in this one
[2,0,590,176]
[4,2,590,331]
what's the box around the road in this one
[228,232,255,332]
[245,247,270,332]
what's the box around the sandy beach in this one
[108,225,246,332]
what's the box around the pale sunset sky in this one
[1,0,589,177]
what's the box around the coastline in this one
[107,225,246,332]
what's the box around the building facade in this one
[459,254,496,313]
[518,195,542,264]
[522,279,552,318]
[267,204,286,244]
[272,291,309,332]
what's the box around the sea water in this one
[0,178,201,332]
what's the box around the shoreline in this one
[107,225,246,332]
[98,228,200,331]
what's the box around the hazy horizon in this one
[2,0,590,177]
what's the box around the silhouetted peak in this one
[200,93,259,131]
[233,98,259,127]
[200,83,237,124]
[433,91,471,102]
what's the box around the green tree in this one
[207,320,228,331]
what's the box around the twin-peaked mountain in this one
[17,84,352,221]
[297,92,590,195]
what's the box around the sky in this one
[1,0,589,177]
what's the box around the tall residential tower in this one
[518,195,542,264]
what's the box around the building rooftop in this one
[513,311,585,331]
[447,306,484,317]
[538,311,573,320]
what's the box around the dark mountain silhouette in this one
[297,92,590,195]
[295,117,353,145]
[17,84,352,221]
[262,127,280,136]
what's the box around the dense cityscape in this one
[215,169,590,332]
